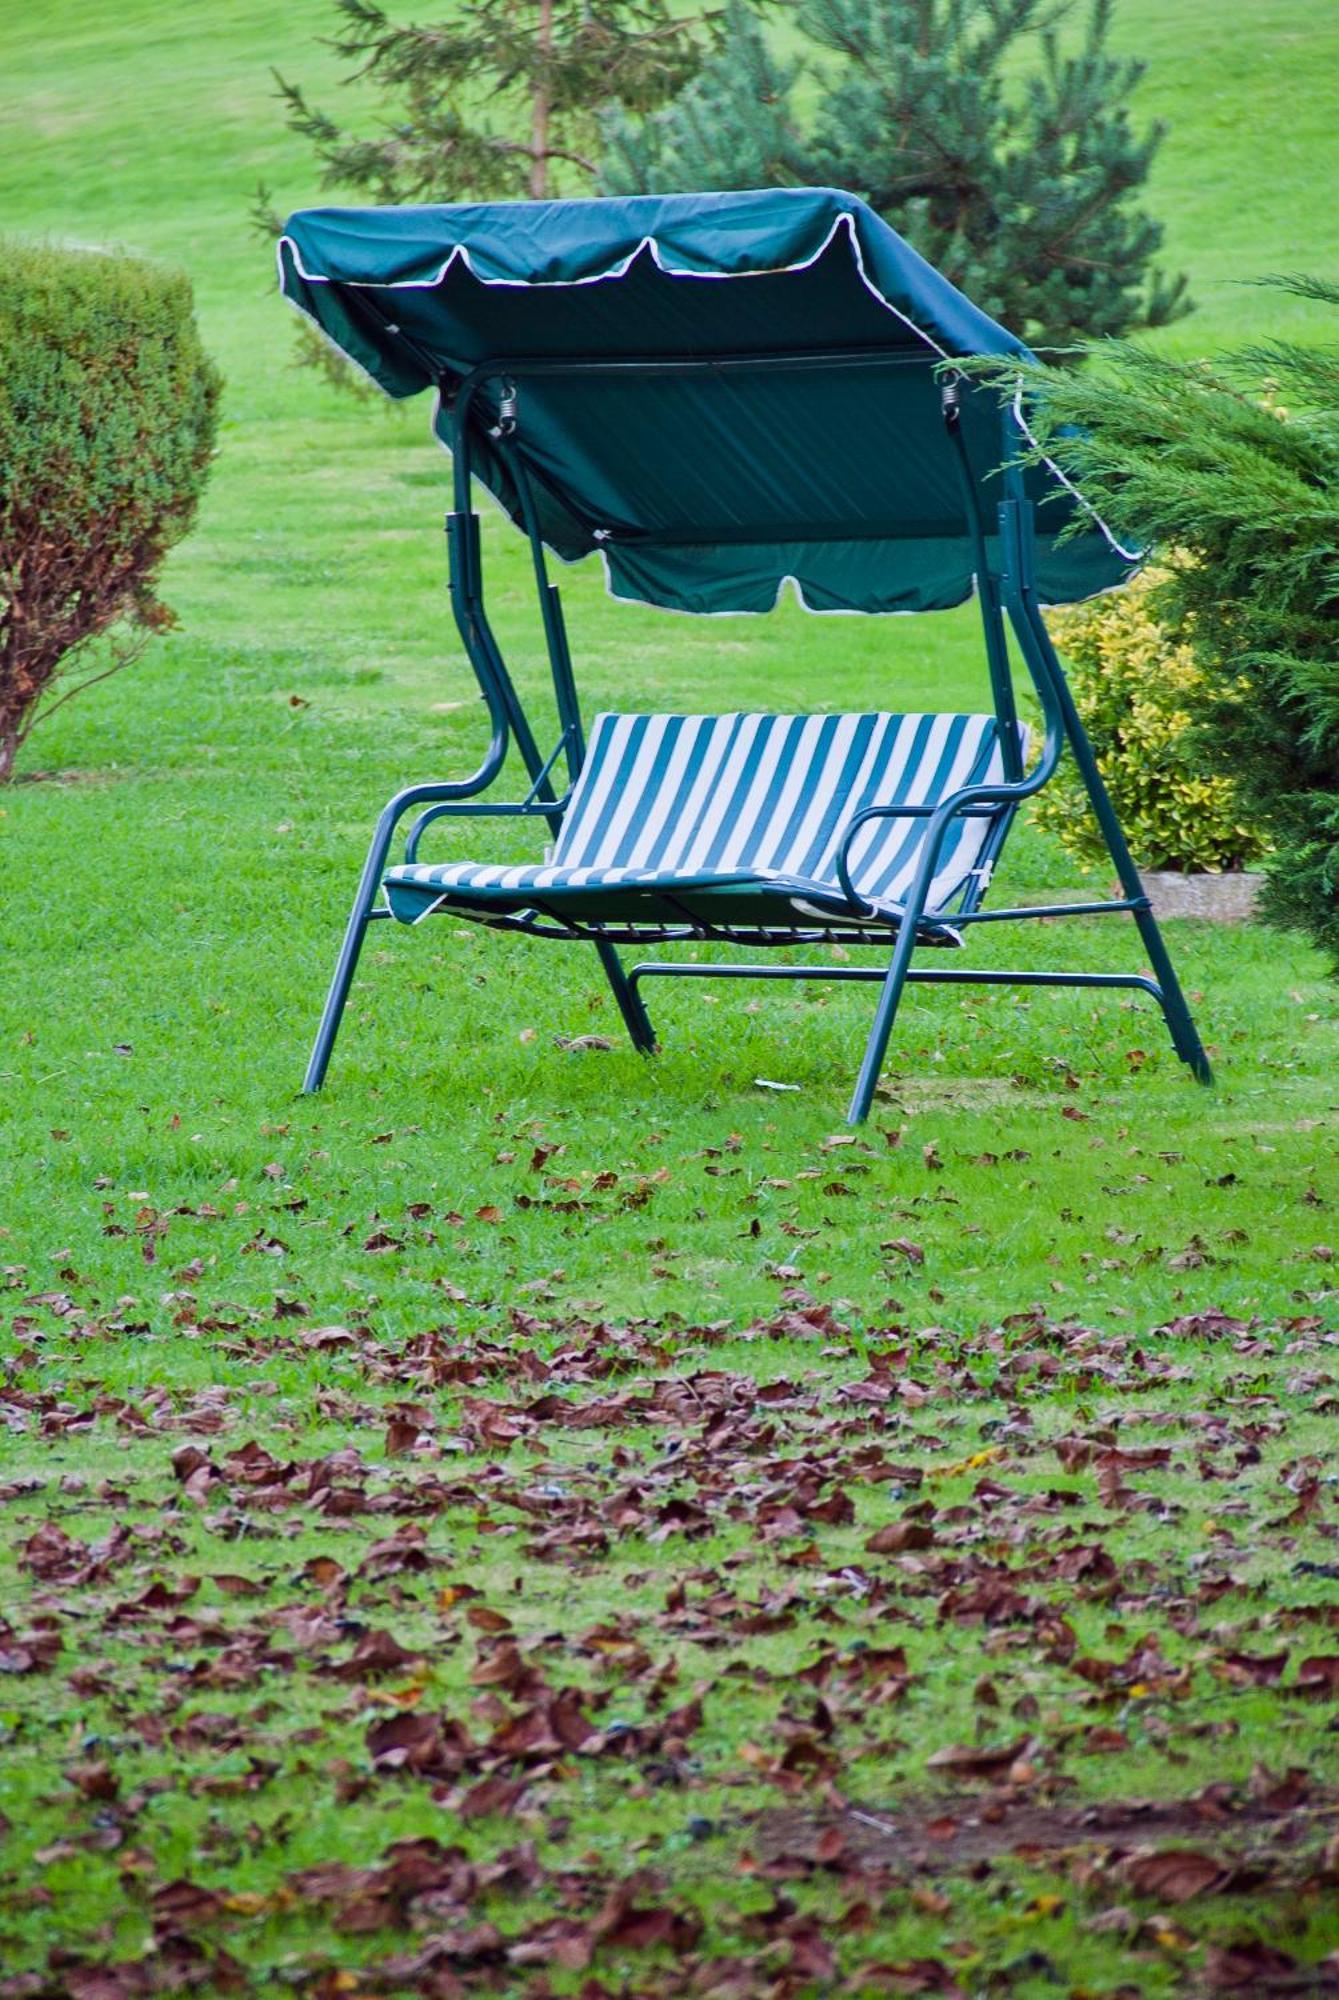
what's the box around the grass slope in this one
[1,1,1337,1993]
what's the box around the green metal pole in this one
[1000,494,1212,1084]
[942,380,1022,781]
[1016,591,1213,1084]
[452,391,657,1055]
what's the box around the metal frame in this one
[302,340,1211,1123]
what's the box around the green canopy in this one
[278,187,1135,615]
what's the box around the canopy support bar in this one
[448,378,656,1055]
[943,377,1022,783]
[498,435,587,788]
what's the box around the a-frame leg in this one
[844,681,1213,1123]
[1036,627,1213,1086]
[594,939,658,1054]
[303,838,659,1090]
[303,807,404,1093]
[1127,902,1213,1081]
[846,845,944,1125]
[846,915,922,1124]
[302,774,509,1094]
[995,496,1211,1088]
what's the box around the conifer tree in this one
[603,0,1189,352]
[602,0,805,197]
[267,0,714,210]
[260,0,718,385]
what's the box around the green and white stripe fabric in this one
[383,711,1026,928]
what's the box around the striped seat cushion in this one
[385,711,1026,925]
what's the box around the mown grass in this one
[2,0,1338,1992]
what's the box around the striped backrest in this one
[554,712,1025,911]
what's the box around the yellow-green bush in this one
[1039,567,1265,873]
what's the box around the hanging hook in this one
[487,380,519,439]
[941,372,965,429]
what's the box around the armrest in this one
[834,724,1060,915]
[403,792,573,863]
[402,718,582,860]
[344,717,513,916]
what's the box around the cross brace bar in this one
[628,959,1165,1003]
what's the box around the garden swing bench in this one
[278,187,1212,1124]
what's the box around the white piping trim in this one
[277,204,946,361]
[275,240,400,400]
[1010,382,1141,567]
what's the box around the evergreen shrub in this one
[994,278,1339,965]
[0,239,220,778]
[1039,567,1265,873]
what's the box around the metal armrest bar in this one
[845,799,1005,820]
[404,785,574,861]
[834,750,1059,916]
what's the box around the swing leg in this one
[1130,904,1214,1083]
[303,807,399,1092]
[847,902,925,1125]
[1014,564,1213,1088]
[595,940,657,1054]
[1046,648,1211,1086]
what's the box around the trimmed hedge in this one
[1040,566,1265,874]
[0,239,220,778]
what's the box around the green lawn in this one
[2,1,1338,1993]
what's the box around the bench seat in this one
[383,710,1026,935]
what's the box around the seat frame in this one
[302,345,1211,1124]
